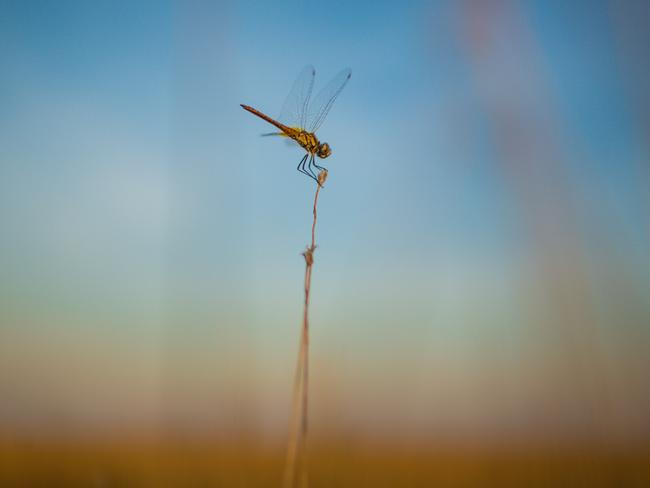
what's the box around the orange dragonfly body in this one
[241,66,351,183]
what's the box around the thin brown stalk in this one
[283,170,327,488]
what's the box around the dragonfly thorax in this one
[293,130,322,155]
[292,129,331,158]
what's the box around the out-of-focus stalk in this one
[283,170,327,488]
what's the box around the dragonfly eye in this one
[317,143,331,159]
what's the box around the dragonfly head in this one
[317,142,331,159]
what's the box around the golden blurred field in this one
[2,440,649,487]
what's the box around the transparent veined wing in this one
[306,68,351,133]
[278,65,315,129]
[261,131,303,149]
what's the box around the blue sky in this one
[1,0,649,440]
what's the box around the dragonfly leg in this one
[307,154,321,181]
[313,159,327,174]
[296,154,312,179]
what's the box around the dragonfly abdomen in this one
[240,104,291,133]
[240,104,320,153]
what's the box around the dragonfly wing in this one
[261,132,302,148]
[306,68,351,133]
[278,65,315,129]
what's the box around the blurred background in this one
[1,0,649,485]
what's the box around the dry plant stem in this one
[283,174,325,488]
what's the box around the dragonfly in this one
[241,66,351,184]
